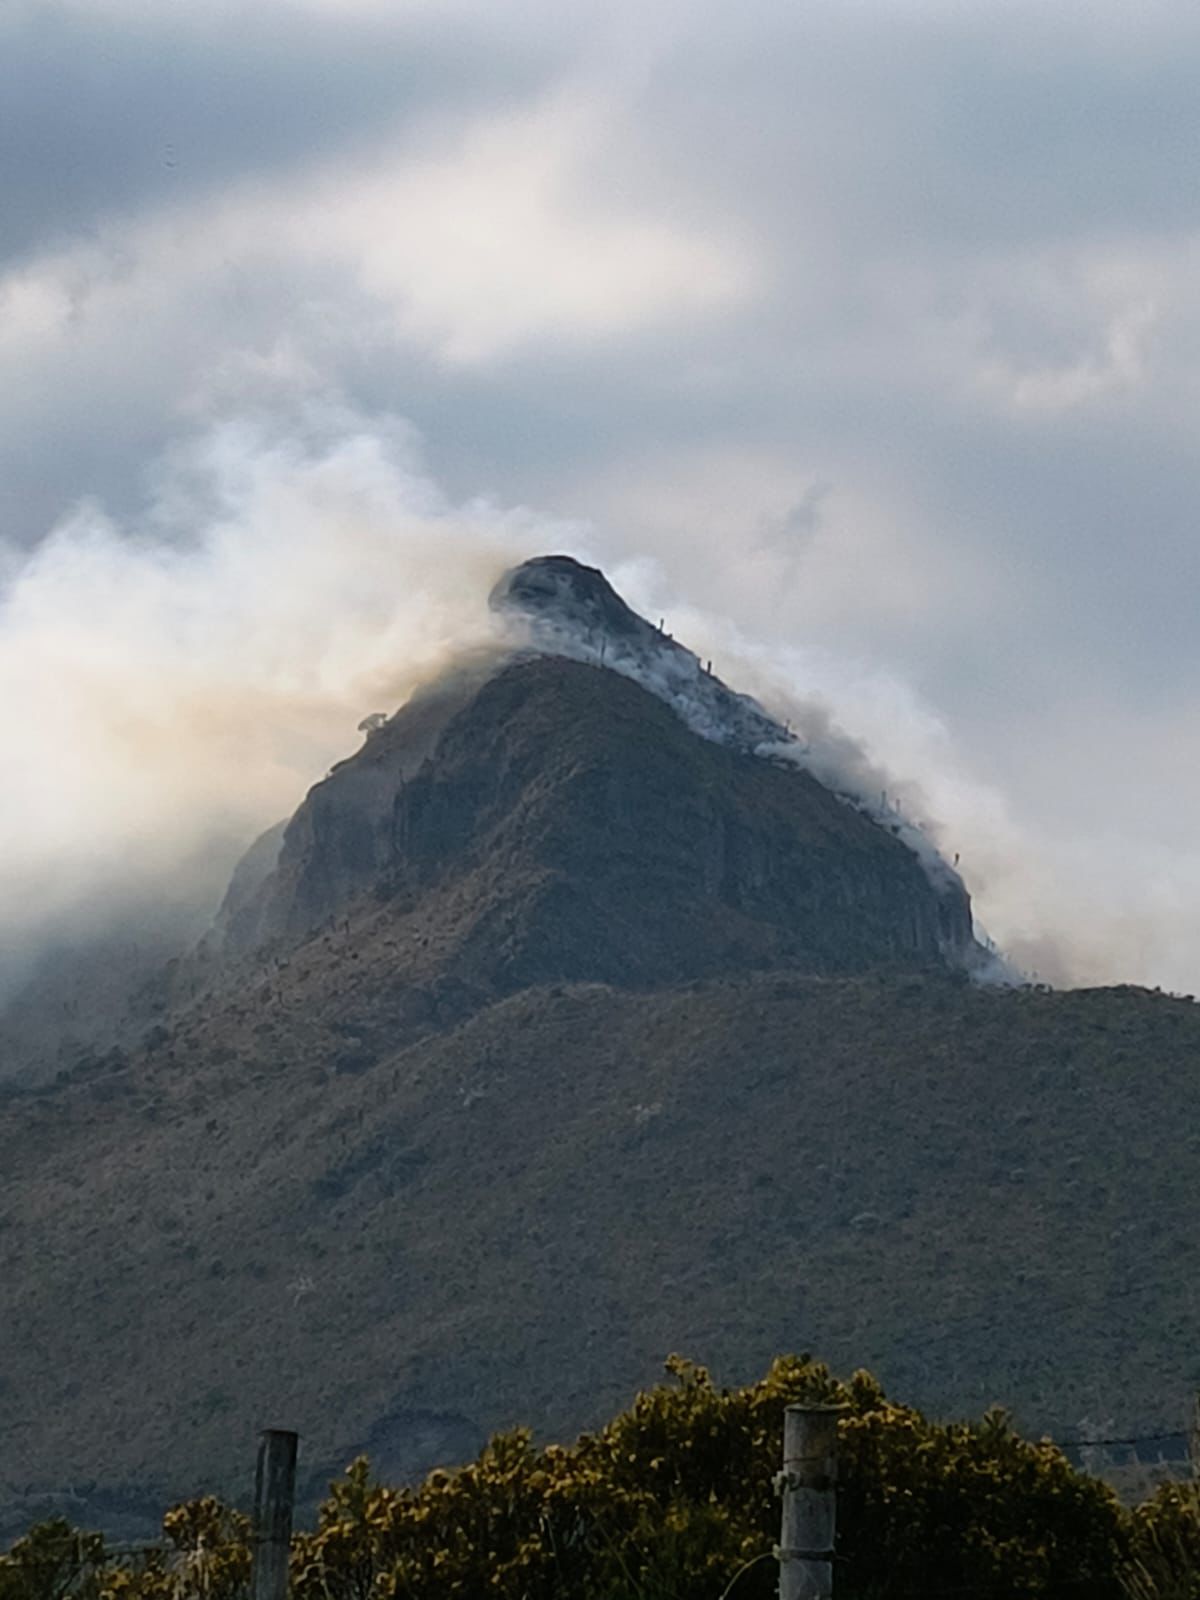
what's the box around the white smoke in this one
[586,578,1200,994]
[2,394,1197,1014]
[492,555,972,909]
[0,397,575,1001]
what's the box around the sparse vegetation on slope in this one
[3,969,1200,1538]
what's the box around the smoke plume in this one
[2,395,1198,1015]
[0,399,568,1000]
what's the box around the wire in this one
[1051,1430,1188,1451]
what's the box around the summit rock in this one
[219,557,977,982]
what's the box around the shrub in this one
[2,1357,1183,1600]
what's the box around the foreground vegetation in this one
[5,1356,1200,1600]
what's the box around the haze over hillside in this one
[0,556,984,1084]
[1,558,1198,1541]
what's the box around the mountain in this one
[218,555,976,979]
[1,556,1198,1539]
[219,665,973,985]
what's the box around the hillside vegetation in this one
[3,967,1199,1537]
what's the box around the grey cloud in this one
[769,485,831,546]
[6,0,1200,987]
[635,6,1200,254]
[0,4,561,269]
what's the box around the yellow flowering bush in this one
[1,1356,1185,1600]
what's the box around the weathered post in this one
[252,1429,298,1600]
[777,1404,843,1600]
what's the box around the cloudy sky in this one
[4,0,1200,991]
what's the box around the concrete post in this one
[252,1429,298,1600]
[777,1404,844,1600]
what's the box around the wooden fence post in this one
[252,1429,298,1600]
[777,1404,844,1600]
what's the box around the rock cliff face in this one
[223,647,976,985]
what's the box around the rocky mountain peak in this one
[491,554,648,643]
[492,553,795,754]
[216,555,978,981]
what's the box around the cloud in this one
[0,76,754,544]
[5,389,1200,1011]
[0,399,574,994]
[0,3,561,274]
[5,0,1200,997]
[963,245,1164,413]
[299,91,755,363]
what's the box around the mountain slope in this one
[3,969,1199,1540]
[2,556,1197,1539]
